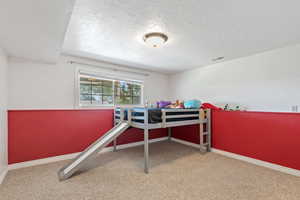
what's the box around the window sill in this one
[77,105,114,110]
[77,104,144,110]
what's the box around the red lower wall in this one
[172,110,300,170]
[8,109,300,171]
[8,109,167,164]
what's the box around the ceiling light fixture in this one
[143,32,168,48]
[212,56,225,62]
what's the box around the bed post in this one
[168,128,172,141]
[113,138,117,152]
[206,109,212,152]
[128,108,132,124]
[162,109,171,141]
[199,109,205,152]
[144,108,149,173]
[114,107,123,152]
[113,107,117,152]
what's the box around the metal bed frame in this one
[113,107,211,173]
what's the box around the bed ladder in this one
[199,109,211,152]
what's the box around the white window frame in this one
[75,69,144,109]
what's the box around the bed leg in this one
[113,138,117,152]
[168,127,172,141]
[199,123,205,152]
[144,128,149,174]
[206,109,212,152]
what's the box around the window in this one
[114,81,142,105]
[79,74,143,106]
[80,76,114,105]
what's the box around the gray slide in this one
[58,122,130,181]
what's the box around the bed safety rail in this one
[113,107,211,152]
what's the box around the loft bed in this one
[113,107,211,173]
[58,107,211,180]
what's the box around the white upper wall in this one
[169,43,300,112]
[0,47,8,180]
[8,56,170,109]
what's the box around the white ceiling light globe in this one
[143,32,168,48]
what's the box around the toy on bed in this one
[156,99,201,109]
[201,102,222,110]
[156,100,183,108]
[166,100,184,108]
[156,101,172,108]
[183,99,201,109]
[223,104,246,111]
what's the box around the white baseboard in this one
[8,152,80,171]
[171,137,300,177]
[8,137,168,171]
[0,167,8,185]
[211,148,300,177]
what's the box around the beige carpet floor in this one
[1,141,299,200]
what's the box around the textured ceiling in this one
[64,0,300,73]
[0,0,74,63]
